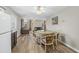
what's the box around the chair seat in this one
[41,39,54,45]
[40,32,59,52]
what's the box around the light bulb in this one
[34,6,45,15]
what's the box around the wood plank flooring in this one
[12,32,75,53]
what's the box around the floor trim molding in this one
[59,40,79,53]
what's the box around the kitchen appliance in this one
[0,11,11,53]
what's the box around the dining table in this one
[34,30,58,44]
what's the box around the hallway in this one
[1,6,79,53]
[0,0,79,59]
[12,32,75,53]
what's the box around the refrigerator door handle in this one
[0,31,11,35]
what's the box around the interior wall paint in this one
[11,15,17,32]
[5,7,21,38]
[47,7,79,52]
[16,17,21,37]
[10,14,21,38]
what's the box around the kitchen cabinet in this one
[11,31,17,49]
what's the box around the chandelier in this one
[35,6,45,15]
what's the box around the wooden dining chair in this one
[41,34,55,52]
[53,33,59,49]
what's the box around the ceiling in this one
[9,6,67,19]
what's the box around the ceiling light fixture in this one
[35,6,45,15]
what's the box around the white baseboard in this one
[59,40,79,53]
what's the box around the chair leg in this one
[56,39,58,46]
[52,44,55,50]
[55,46,57,50]
[45,45,46,52]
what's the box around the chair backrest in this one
[45,34,54,43]
[41,33,58,44]
[54,33,59,39]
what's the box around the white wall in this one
[10,13,21,38]
[47,7,79,52]
[16,17,21,37]
[5,7,21,38]
[11,15,17,32]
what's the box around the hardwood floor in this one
[12,32,76,53]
